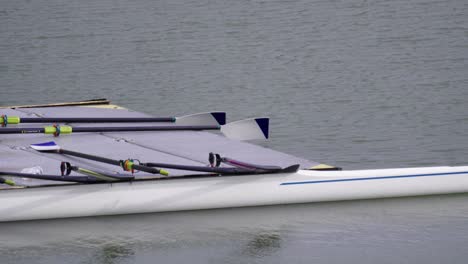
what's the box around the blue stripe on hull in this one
[280,171,468,186]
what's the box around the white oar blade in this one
[175,112,226,126]
[30,141,60,151]
[220,118,269,141]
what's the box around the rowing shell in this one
[1,165,468,222]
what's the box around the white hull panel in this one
[1,166,468,222]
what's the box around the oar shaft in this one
[71,125,220,133]
[0,128,45,134]
[60,149,120,166]
[20,117,175,123]
[144,161,298,174]
[143,162,252,174]
[0,125,220,134]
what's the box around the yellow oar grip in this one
[44,125,73,135]
[1,116,20,125]
[159,169,169,176]
[4,179,16,186]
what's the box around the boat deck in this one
[0,99,317,188]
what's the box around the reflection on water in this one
[73,240,136,264]
[243,233,281,258]
[94,243,135,264]
[1,194,468,263]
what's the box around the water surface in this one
[1,0,467,263]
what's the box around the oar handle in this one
[0,126,72,135]
[0,177,16,186]
[1,115,20,126]
[132,163,169,176]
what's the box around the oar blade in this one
[30,141,60,151]
[175,112,226,126]
[220,118,269,140]
[282,164,300,173]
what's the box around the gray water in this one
[1,0,468,263]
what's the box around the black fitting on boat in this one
[60,162,72,176]
[208,153,222,167]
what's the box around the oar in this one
[30,142,170,176]
[0,118,269,140]
[0,171,104,183]
[0,112,226,126]
[144,152,296,174]
[143,161,299,175]
[32,142,298,175]
[142,161,256,175]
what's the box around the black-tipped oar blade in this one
[175,112,226,126]
[281,164,301,173]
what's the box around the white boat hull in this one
[1,166,468,222]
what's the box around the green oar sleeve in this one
[1,116,20,125]
[44,125,73,135]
